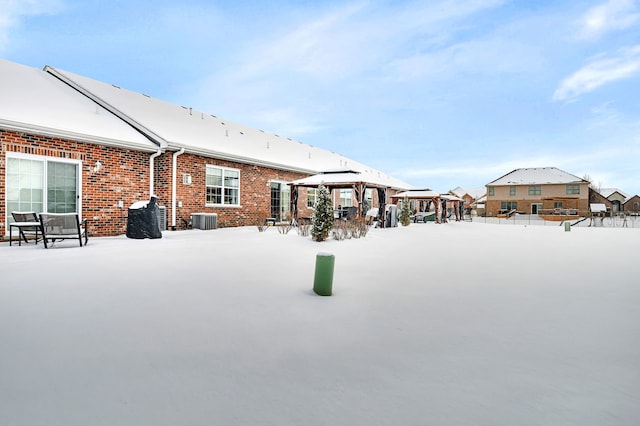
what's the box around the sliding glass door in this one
[5,154,80,229]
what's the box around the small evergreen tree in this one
[400,196,412,226]
[311,183,334,241]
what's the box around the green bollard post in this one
[313,252,335,296]
[564,222,571,232]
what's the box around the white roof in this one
[289,170,411,190]
[450,186,486,199]
[598,188,629,200]
[590,203,607,212]
[0,59,158,152]
[44,65,412,189]
[487,167,586,186]
[391,189,440,199]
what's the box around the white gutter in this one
[0,119,159,153]
[171,147,185,229]
[149,148,162,197]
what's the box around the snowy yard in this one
[1,222,638,426]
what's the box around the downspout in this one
[171,147,185,229]
[149,148,162,197]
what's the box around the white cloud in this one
[578,0,639,39]
[0,0,63,52]
[552,45,640,101]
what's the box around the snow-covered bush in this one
[311,183,334,242]
[400,197,412,226]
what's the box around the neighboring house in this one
[449,186,486,210]
[588,188,613,214]
[1,59,411,238]
[623,195,640,214]
[485,167,590,217]
[598,188,629,213]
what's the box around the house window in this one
[206,165,239,206]
[364,188,373,212]
[488,187,495,196]
[339,189,353,207]
[501,201,517,211]
[510,186,516,196]
[6,154,80,228]
[307,188,317,208]
[528,185,541,195]
[566,184,580,194]
[554,201,564,209]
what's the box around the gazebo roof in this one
[289,169,411,190]
[391,189,440,199]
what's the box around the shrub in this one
[400,197,411,227]
[311,184,334,242]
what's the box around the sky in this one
[1,0,640,195]
[1,221,639,425]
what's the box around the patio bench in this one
[10,211,43,246]
[39,213,88,248]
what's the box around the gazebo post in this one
[355,182,364,218]
[377,187,386,228]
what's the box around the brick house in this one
[449,186,486,211]
[485,167,590,217]
[623,195,640,214]
[598,188,629,213]
[1,59,411,238]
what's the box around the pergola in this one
[390,190,464,223]
[288,170,399,227]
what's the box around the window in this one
[501,201,517,211]
[6,154,80,227]
[509,186,516,196]
[339,189,353,207]
[488,187,495,196]
[554,201,564,209]
[206,165,239,206]
[307,188,317,208]
[528,185,541,195]
[364,188,373,212]
[566,184,580,194]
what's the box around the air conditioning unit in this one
[191,213,217,230]
[157,206,167,231]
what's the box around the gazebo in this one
[288,169,408,227]
[390,190,465,223]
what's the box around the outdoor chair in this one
[39,213,88,248]
[9,211,42,246]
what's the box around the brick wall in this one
[4,130,391,237]
[160,152,310,229]
[1,129,151,238]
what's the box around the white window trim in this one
[5,151,83,215]
[307,187,318,209]
[205,164,241,207]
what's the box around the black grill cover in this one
[126,197,162,239]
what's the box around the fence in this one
[471,214,640,228]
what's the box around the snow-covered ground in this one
[1,222,638,426]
